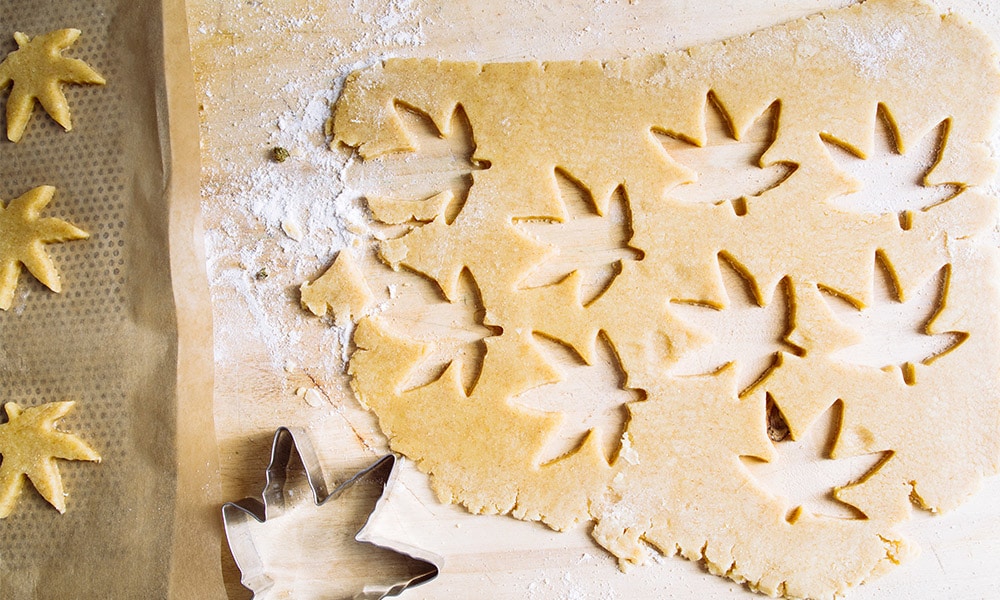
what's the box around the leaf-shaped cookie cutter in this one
[222,427,441,599]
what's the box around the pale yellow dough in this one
[0,186,89,310]
[300,250,374,324]
[0,29,105,142]
[0,401,100,517]
[332,0,1000,597]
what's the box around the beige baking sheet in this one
[0,0,222,598]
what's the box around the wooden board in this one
[185,1,1000,598]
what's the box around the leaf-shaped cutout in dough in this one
[824,261,964,384]
[668,256,794,394]
[824,107,957,229]
[655,96,794,215]
[382,268,500,396]
[741,401,888,521]
[510,333,642,465]
[515,173,642,305]
[347,103,487,226]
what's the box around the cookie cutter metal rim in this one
[222,427,441,599]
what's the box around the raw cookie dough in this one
[0,185,89,310]
[0,29,105,142]
[0,401,100,517]
[300,250,374,325]
[332,0,1000,597]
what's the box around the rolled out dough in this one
[332,0,1000,597]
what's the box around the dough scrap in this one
[367,190,454,225]
[0,401,101,517]
[300,250,374,324]
[0,29,105,142]
[331,0,1000,596]
[0,185,89,310]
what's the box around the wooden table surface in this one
[186,1,1000,598]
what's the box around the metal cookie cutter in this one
[222,427,440,599]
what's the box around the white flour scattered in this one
[829,20,910,80]
[196,0,432,377]
[350,0,428,49]
[525,569,620,600]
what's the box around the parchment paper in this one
[0,0,223,597]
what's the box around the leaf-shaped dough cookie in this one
[0,29,105,142]
[0,186,89,310]
[0,401,100,517]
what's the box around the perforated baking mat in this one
[0,0,221,597]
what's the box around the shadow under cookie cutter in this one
[222,427,441,599]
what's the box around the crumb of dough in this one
[0,185,89,310]
[281,216,304,241]
[0,401,100,517]
[295,387,325,407]
[0,29,105,142]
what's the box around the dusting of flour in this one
[195,1,432,383]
